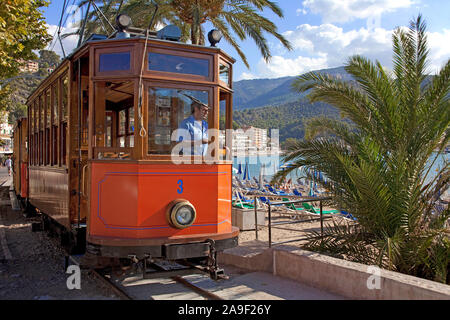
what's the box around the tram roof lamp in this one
[208,29,222,47]
[116,14,132,31]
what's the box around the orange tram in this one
[12,21,238,278]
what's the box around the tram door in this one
[93,81,135,159]
[70,57,90,226]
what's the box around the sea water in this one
[234,152,449,185]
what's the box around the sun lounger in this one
[340,210,357,221]
[282,198,305,211]
[302,202,340,214]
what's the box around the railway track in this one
[68,255,224,300]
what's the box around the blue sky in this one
[42,0,450,80]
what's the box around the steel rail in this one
[67,255,132,300]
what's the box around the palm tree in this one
[273,16,450,283]
[71,0,292,68]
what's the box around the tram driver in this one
[177,99,209,156]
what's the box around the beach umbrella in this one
[237,163,242,175]
[242,162,248,180]
[245,162,251,181]
[259,164,264,189]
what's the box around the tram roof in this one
[27,35,235,104]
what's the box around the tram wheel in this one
[22,200,37,218]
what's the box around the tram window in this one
[39,96,44,130]
[29,135,33,165]
[51,84,58,165]
[39,132,43,165]
[61,122,67,166]
[39,95,44,165]
[33,101,37,133]
[60,73,68,166]
[219,63,230,85]
[95,81,135,159]
[29,103,34,133]
[52,125,58,165]
[82,91,89,146]
[147,87,209,155]
[128,108,135,148]
[62,75,68,121]
[116,108,134,148]
[219,91,232,160]
[53,84,58,125]
[99,52,130,72]
[148,52,209,77]
[45,128,50,165]
[34,133,38,165]
[45,90,51,165]
[105,112,112,147]
[118,110,126,136]
[46,90,51,127]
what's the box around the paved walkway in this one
[0,167,10,187]
[110,264,345,300]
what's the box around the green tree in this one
[0,0,51,111]
[274,16,450,283]
[0,0,51,79]
[38,49,61,68]
[281,137,299,150]
[75,0,291,68]
[8,103,27,124]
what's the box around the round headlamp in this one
[116,14,132,31]
[167,200,196,229]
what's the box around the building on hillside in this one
[219,126,280,156]
[242,126,268,151]
[18,59,39,73]
[0,112,13,155]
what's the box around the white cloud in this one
[238,23,450,79]
[427,29,450,73]
[296,8,307,16]
[46,24,79,58]
[239,55,328,80]
[284,23,393,67]
[302,0,415,23]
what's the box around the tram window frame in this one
[95,46,135,76]
[218,59,232,88]
[45,89,51,165]
[28,103,32,165]
[144,82,213,158]
[116,107,134,148]
[93,80,135,160]
[51,84,59,165]
[219,90,233,161]
[146,47,213,82]
[29,102,33,165]
[82,90,89,147]
[39,95,44,165]
[60,73,69,166]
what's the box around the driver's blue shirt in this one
[178,115,208,155]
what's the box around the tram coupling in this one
[205,239,228,281]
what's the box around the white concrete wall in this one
[219,244,450,300]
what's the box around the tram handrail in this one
[81,164,88,197]
[251,195,334,247]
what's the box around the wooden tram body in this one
[13,29,238,267]
[12,118,28,199]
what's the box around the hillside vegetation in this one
[233,100,342,141]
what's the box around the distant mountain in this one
[233,100,343,142]
[232,66,352,110]
[231,66,353,142]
